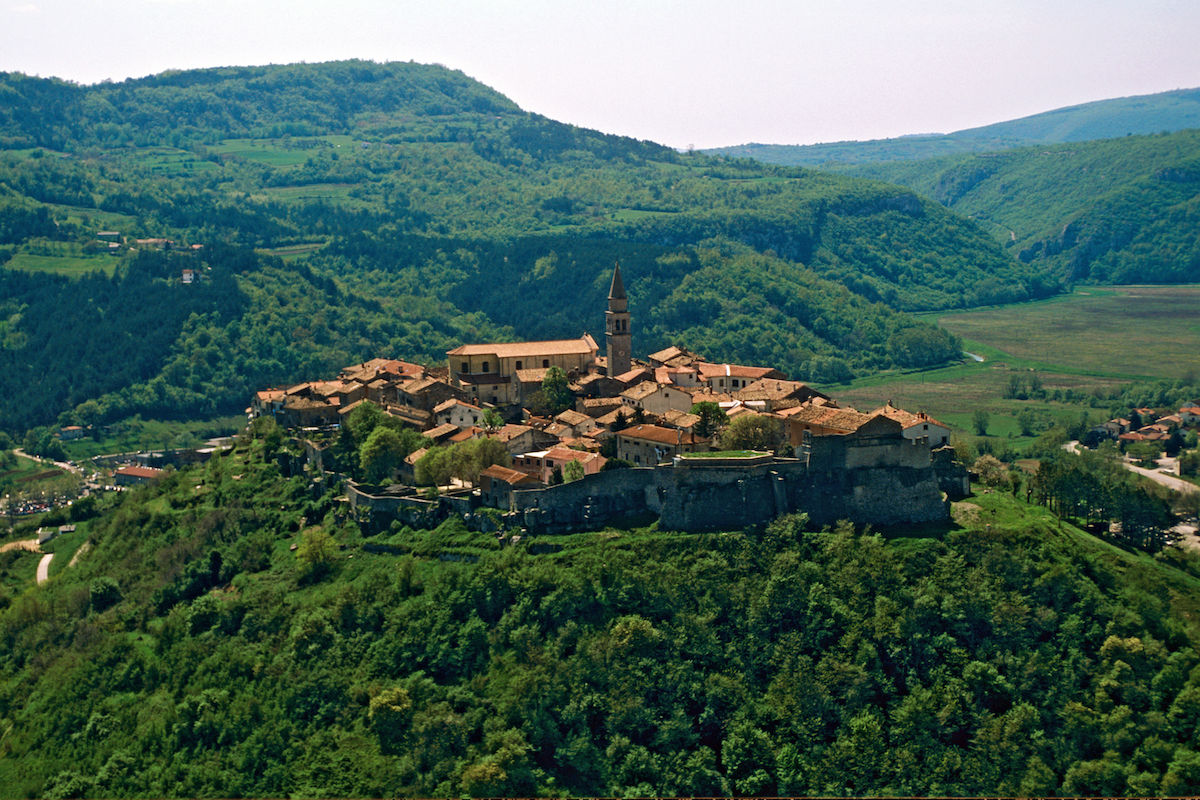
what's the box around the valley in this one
[2,59,1200,797]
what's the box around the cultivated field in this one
[831,286,1200,444]
[937,286,1200,381]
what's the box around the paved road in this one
[1124,462,1198,495]
[1064,441,1197,494]
[13,448,82,475]
[36,552,52,584]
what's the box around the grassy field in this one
[937,286,1200,381]
[4,251,119,277]
[209,135,357,166]
[828,286,1200,448]
[60,415,245,460]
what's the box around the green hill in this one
[0,60,1039,434]
[3,435,1200,796]
[844,129,1200,283]
[705,86,1200,167]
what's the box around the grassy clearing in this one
[256,241,328,259]
[936,285,1200,381]
[5,252,119,277]
[211,135,357,167]
[262,183,356,201]
[61,415,244,460]
[610,208,678,222]
[827,286,1200,448]
[0,453,59,487]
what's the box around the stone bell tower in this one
[605,263,631,377]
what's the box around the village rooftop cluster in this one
[249,266,952,492]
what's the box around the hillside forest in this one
[0,60,1048,435]
[3,432,1200,796]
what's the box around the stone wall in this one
[510,430,951,534]
[349,429,959,535]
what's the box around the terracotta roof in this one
[619,424,703,447]
[873,403,949,431]
[433,398,480,414]
[425,423,460,441]
[740,378,828,401]
[596,408,630,427]
[447,335,598,359]
[697,362,782,381]
[449,427,481,443]
[580,397,623,417]
[481,464,542,486]
[662,410,701,430]
[647,345,700,367]
[621,381,665,401]
[615,366,654,384]
[115,465,164,479]
[495,424,534,442]
[778,404,871,433]
[402,377,444,394]
[555,409,592,427]
[543,446,604,465]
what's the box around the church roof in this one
[608,263,626,300]
[447,335,598,359]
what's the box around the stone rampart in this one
[509,431,951,534]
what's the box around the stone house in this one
[617,424,707,465]
[434,398,486,429]
[620,381,695,417]
[447,335,599,405]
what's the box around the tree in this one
[973,409,990,436]
[481,408,504,432]
[360,426,407,484]
[562,459,585,483]
[719,414,782,452]
[1016,408,1037,437]
[295,527,337,582]
[346,400,388,445]
[539,366,573,415]
[691,401,728,438]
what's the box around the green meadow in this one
[830,286,1200,445]
[4,251,119,277]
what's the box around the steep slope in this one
[3,439,1200,796]
[0,61,1035,433]
[705,86,1200,167]
[845,130,1200,283]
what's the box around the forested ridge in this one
[0,60,1040,434]
[3,432,1200,796]
[844,129,1200,285]
[704,86,1200,167]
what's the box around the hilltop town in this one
[251,266,964,531]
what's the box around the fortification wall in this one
[510,447,948,534]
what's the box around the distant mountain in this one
[704,87,1200,167]
[844,129,1200,284]
[0,60,1036,432]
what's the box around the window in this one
[542,359,549,368]
[515,360,523,370]
[461,361,469,373]
[482,361,490,372]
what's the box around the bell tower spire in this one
[606,262,631,377]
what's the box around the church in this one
[446,264,630,405]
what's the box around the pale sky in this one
[3,0,1199,150]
